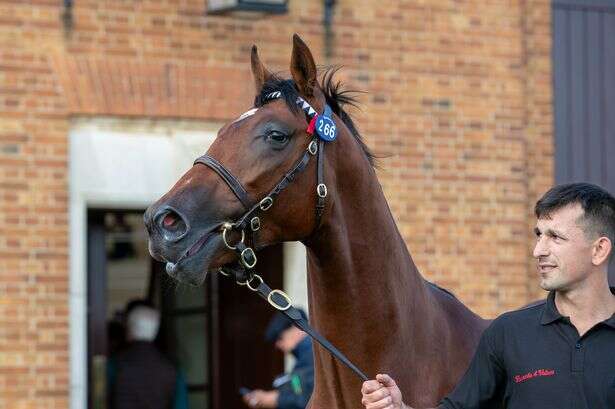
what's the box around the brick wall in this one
[0,1,553,407]
[0,2,70,408]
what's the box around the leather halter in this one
[192,92,369,382]
[193,92,327,250]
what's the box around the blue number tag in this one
[315,105,337,142]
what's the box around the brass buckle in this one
[259,197,273,211]
[308,140,318,155]
[247,274,263,292]
[316,183,328,198]
[250,217,260,231]
[222,223,245,250]
[267,289,291,311]
[240,247,257,269]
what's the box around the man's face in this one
[275,327,301,353]
[533,203,595,292]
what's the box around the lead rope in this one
[220,267,369,382]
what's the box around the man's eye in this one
[266,131,289,145]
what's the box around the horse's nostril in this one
[155,209,189,240]
[163,213,179,228]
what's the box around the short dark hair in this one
[535,183,615,258]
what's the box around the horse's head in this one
[144,34,372,285]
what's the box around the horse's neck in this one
[304,158,430,351]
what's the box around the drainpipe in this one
[62,0,73,35]
[324,0,336,62]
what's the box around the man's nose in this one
[532,237,549,259]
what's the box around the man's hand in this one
[361,374,407,409]
[242,389,279,408]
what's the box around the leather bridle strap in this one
[194,90,329,252]
[193,155,252,210]
[316,139,326,221]
[231,140,316,232]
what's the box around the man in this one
[109,304,183,409]
[243,308,315,409]
[361,182,615,409]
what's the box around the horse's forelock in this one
[254,76,301,114]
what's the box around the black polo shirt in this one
[439,289,615,409]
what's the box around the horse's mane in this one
[254,67,376,167]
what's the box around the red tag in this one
[307,114,318,135]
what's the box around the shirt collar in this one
[540,291,564,325]
[540,287,615,328]
[604,287,615,329]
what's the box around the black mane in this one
[254,67,375,167]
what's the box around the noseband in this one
[192,91,369,381]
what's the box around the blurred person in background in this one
[108,301,188,409]
[243,308,314,409]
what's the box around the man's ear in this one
[592,236,612,266]
[290,34,317,97]
[251,45,273,94]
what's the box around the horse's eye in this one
[265,131,289,146]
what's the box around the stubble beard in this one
[538,267,564,292]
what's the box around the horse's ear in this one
[251,45,272,93]
[290,34,317,97]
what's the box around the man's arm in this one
[361,321,506,409]
[276,387,310,409]
[275,369,313,409]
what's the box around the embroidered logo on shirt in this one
[514,369,556,383]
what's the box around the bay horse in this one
[144,34,488,408]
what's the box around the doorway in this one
[86,209,285,409]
